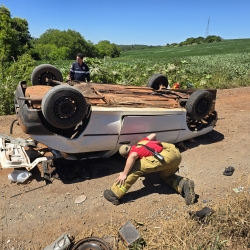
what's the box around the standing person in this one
[104,133,195,205]
[69,53,90,82]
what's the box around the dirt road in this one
[0,87,250,249]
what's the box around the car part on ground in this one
[189,207,215,221]
[72,237,111,250]
[44,233,72,250]
[0,135,60,171]
[118,221,141,247]
[8,169,32,183]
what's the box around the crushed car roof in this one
[25,82,201,109]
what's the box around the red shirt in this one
[129,138,163,158]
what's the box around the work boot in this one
[179,179,195,205]
[103,189,120,205]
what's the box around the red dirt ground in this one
[0,87,250,249]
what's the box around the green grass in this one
[117,39,250,60]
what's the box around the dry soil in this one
[0,87,250,249]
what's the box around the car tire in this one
[31,64,63,85]
[72,237,111,250]
[186,90,213,120]
[41,85,87,129]
[147,74,169,90]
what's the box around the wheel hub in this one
[39,72,55,84]
[53,97,77,118]
[72,237,111,250]
[196,100,208,114]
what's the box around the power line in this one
[205,17,210,38]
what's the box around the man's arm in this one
[86,73,90,82]
[86,64,90,82]
[146,133,157,141]
[115,152,138,186]
[69,64,74,80]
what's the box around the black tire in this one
[72,237,111,250]
[41,85,87,129]
[186,90,213,120]
[31,64,63,86]
[147,74,169,90]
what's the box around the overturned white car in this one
[1,64,218,170]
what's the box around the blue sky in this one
[1,0,250,45]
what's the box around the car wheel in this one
[41,85,87,129]
[72,237,111,250]
[31,64,63,85]
[186,90,213,120]
[147,74,169,90]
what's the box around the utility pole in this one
[205,17,210,38]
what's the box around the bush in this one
[0,54,36,115]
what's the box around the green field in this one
[82,39,250,90]
[118,39,250,59]
[0,38,250,115]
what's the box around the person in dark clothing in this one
[69,53,90,82]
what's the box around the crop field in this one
[50,39,250,90]
[118,39,250,59]
[0,39,250,115]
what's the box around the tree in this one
[95,40,121,58]
[205,35,223,43]
[11,17,32,55]
[0,5,16,76]
[35,29,99,59]
[35,44,70,60]
[0,5,32,77]
[195,36,205,44]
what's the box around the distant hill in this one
[119,44,162,51]
[117,39,250,60]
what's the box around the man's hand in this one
[115,151,138,187]
[115,172,127,186]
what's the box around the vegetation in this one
[0,5,33,77]
[117,39,250,59]
[177,35,223,47]
[1,40,250,115]
[119,44,162,51]
[32,29,121,60]
[119,35,223,51]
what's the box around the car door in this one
[117,111,183,146]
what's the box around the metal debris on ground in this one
[44,233,72,250]
[223,166,235,176]
[233,186,244,193]
[189,207,215,221]
[8,169,32,183]
[72,237,111,250]
[118,221,141,247]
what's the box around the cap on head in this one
[119,145,131,158]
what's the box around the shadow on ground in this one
[177,129,224,152]
[121,173,200,204]
[29,129,224,190]
[121,172,177,204]
[46,153,125,184]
